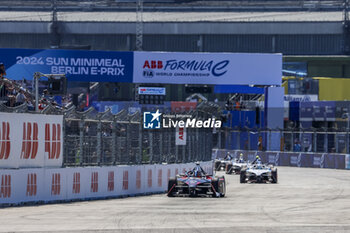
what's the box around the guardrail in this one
[0,161,213,206]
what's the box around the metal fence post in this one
[347,128,349,154]
[126,123,131,164]
[182,145,186,163]
[291,131,294,152]
[335,132,339,153]
[228,129,232,149]
[79,119,84,166]
[149,131,153,164]
[188,129,192,162]
[159,130,163,163]
[313,130,317,153]
[324,131,328,153]
[112,121,117,165]
[248,130,251,151]
[116,122,122,164]
[196,128,199,161]
[97,120,102,165]
[237,129,241,150]
[138,123,142,164]
[269,129,272,151]
[175,145,178,163]
[167,128,171,163]
[218,128,221,149]
[301,130,304,152]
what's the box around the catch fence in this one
[0,101,218,166]
[218,127,350,154]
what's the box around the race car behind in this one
[168,163,226,197]
[214,152,233,171]
[226,159,249,174]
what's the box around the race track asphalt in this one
[1,166,350,233]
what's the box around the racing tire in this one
[219,176,226,197]
[167,178,176,197]
[214,161,221,171]
[271,169,278,184]
[226,164,233,174]
[211,178,219,198]
[240,170,247,183]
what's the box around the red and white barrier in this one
[0,161,213,205]
[0,113,63,169]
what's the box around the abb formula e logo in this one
[45,123,61,159]
[0,174,11,198]
[0,122,10,160]
[51,173,61,196]
[21,122,38,159]
[26,173,37,197]
[72,172,80,194]
[142,59,229,77]
[91,172,98,193]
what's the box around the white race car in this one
[240,163,278,183]
[214,158,231,171]
[225,159,249,174]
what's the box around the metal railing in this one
[217,128,350,154]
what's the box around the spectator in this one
[7,85,16,96]
[41,89,55,102]
[293,139,301,152]
[5,85,16,107]
[304,138,312,152]
[15,90,26,106]
[0,83,5,99]
[26,97,35,111]
[38,100,46,110]
[0,63,6,79]
[5,95,16,107]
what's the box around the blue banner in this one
[0,48,133,82]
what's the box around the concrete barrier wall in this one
[213,149,350,170]
[0,161,213,205]
[0,112,63,169]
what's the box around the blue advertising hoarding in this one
[0,48,133,82]
[0,49,282,86]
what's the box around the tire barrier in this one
[213,149,350,170]
[0,161,213,206]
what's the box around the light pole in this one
[342,112,350,154]
[33,72,66,112]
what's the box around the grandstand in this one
[0,0,345,11]
[0,0,347,56]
